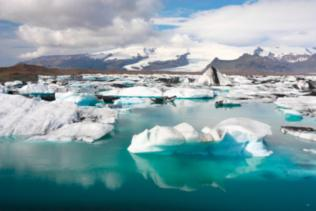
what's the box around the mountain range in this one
[22,46,316,74]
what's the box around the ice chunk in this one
[0,94,116,142]
[0,84,4,93]
[55,92,99,106]
[214,118,272,143]
[113,98,151,107]
[275,96,316,116]
[163,88,214,99]
[31,122,113,143]
[215,100,241,108]
[19,83,54,95]
[4,80,23,88]
[281,126,316,141]
[128,118,272,157]
[279,108,303,122]
[174,123,201,142]
[296,80,310,91]
[197,66,231,86]
[99,86,162,98]
[128,126,186,153]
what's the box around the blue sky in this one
[161,0,249,16]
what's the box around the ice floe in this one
[281,126,316,142]
[128,118,272,157]
[279,108,303,122]
[55,92,99,106]
[19,83,54,95]
[0,84,4,93]
[275,96,316,116]
[163,87,214,99]
[99,86,163,98]
[0,94,116,143]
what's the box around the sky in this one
[0,0,315,66]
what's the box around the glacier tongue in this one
[0,94,117,143]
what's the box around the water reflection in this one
[131,154,264,192]
[0,141,128,190]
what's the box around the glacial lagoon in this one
[1,100,316,210]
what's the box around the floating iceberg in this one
[275,96,316,116]
[0,84,4,93]
[281,126,316,142]
[19,83,54,95]
[113,97,152,109]
[279,108,303,122]
[0,94,116,143]
[99,86,163,98]
[4,80,23,88]
[163,88,214,99]
[31,122,114,143]
[197,66,231,86]
[215,100,241,108]
[55,92,99,106]
[296,80,310,91]
[128,118,272,157]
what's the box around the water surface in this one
[1,100,316,210]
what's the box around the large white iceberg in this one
[128,118,272,157]
[0,94,116,143]
[163,88,214,99]
[99,86,163,98]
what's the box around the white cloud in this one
[0,0,160,29]
[0,0,161,58]
[162,0,316,47]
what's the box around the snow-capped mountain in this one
[254,46,316,63]
[23,45,316,74]
[211,46,316,74]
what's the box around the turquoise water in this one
[1,100,316,210]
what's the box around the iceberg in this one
[19,83,54,95]
[4,80,23,88]
[113,97,151,109]
[128,118,272,157]
[197,66,231,86]
[215,100,241,108]
[55,92,99,106]
[0,84,4,93]
[0,94,116,143]
[281,126,316,142]
[275,96,316,116]
[31,122,114,143]
[279,108,303,122]
[99,86,163,98]
[296,80,310,91]
[163,88,214,99]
